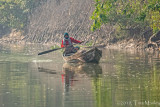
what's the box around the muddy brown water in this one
[0,44,160,107]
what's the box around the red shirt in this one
[61,37,81,48]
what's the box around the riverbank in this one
[0,29,25,44]
[0,37,159,51]
[0,30,159,54]
[105,40,160,59]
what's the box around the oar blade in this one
[38,48,62,55]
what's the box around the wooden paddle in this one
[38,41,84,55]
[38,47,63,55]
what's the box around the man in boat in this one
[61,33,83,56]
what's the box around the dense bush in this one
[91,0,160,37]
[0,0,42,30]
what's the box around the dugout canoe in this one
[63,47,102,63]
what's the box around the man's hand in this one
[79,41,84,44]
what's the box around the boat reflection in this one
[62,63,102,76]
[61,63,102,92]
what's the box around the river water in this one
[0,44,160,107]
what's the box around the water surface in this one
[0,44,160,107]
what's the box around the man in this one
[61,33,82,56]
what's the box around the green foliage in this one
[90,0,115,31]
[85,40,93,46]
[136,12,146,21]
[145,0,160,33]
[91,0,160,35]
[51,45,60,49]
[0,0,40,30]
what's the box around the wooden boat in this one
[63,47,102,63]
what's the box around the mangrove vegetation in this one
[0,0,160,49]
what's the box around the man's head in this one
[64,33,69,39]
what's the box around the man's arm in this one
[70,37,81,43]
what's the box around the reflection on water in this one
[36,62,102,107]
[0,44,160,107]
[61,63,102,93]
[38,67,57,74]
